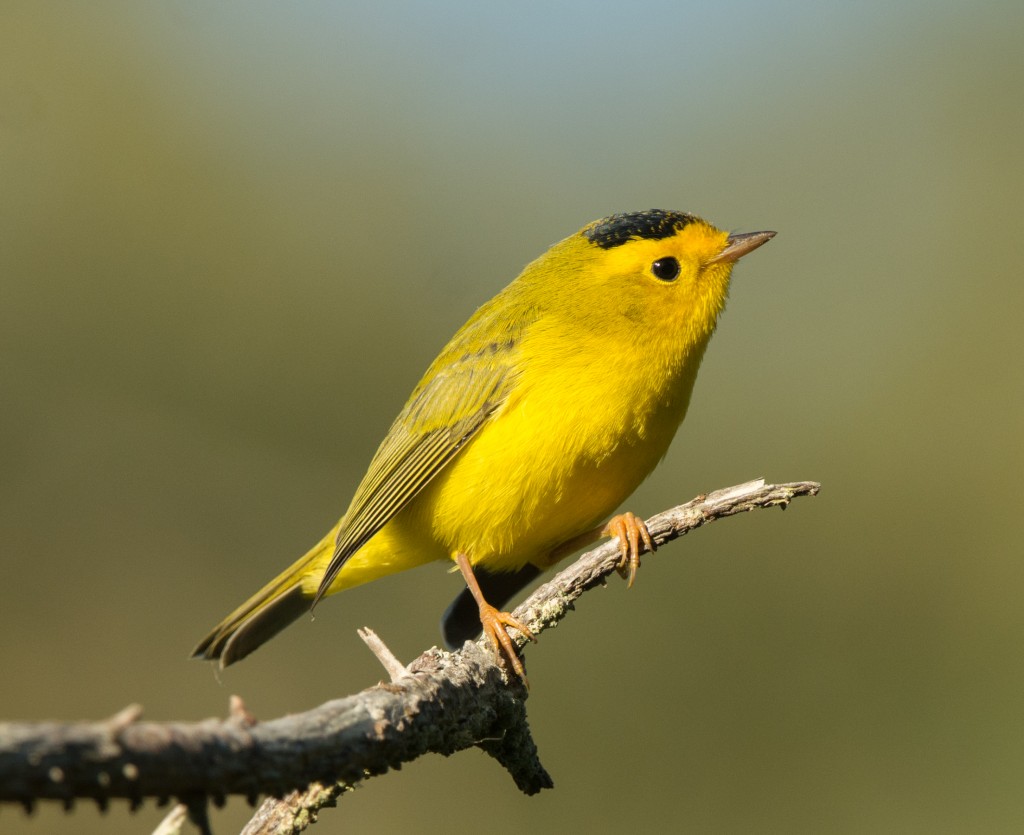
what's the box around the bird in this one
[192,209,775,680]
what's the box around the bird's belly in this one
[407,381,688,573]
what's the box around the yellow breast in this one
[403,318,712,572]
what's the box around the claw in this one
[477,603,535,684]
[603,511,655,588]
[454,552,536,686]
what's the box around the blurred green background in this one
[2,2,1023,833]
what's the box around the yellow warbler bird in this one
[192,210,774,678]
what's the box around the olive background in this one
[2,2,1023,833]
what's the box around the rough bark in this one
[0,478,819,833]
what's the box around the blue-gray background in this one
[2,2,1022,832]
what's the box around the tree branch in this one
[0,478,819,831]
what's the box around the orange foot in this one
[603,511,655,588]
[455,552,536,684]
[477,602,535,683]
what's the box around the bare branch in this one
[357,627,409,683]
[0,478,819,830]
[512,478,820,643]
[151,803,189,835]
[0,642,542,805]
[240,782,347,835]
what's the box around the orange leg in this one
[603,512,655,588]
[455,552,536,683]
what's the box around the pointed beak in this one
[709,230,776,264]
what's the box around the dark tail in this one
[192,584,311,668]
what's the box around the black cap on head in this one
[583,210,700,250]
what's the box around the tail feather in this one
[192,584,311,668]
[192,532,335,668]
[192,514,442,667]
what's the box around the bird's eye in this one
[651,257,680,282]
